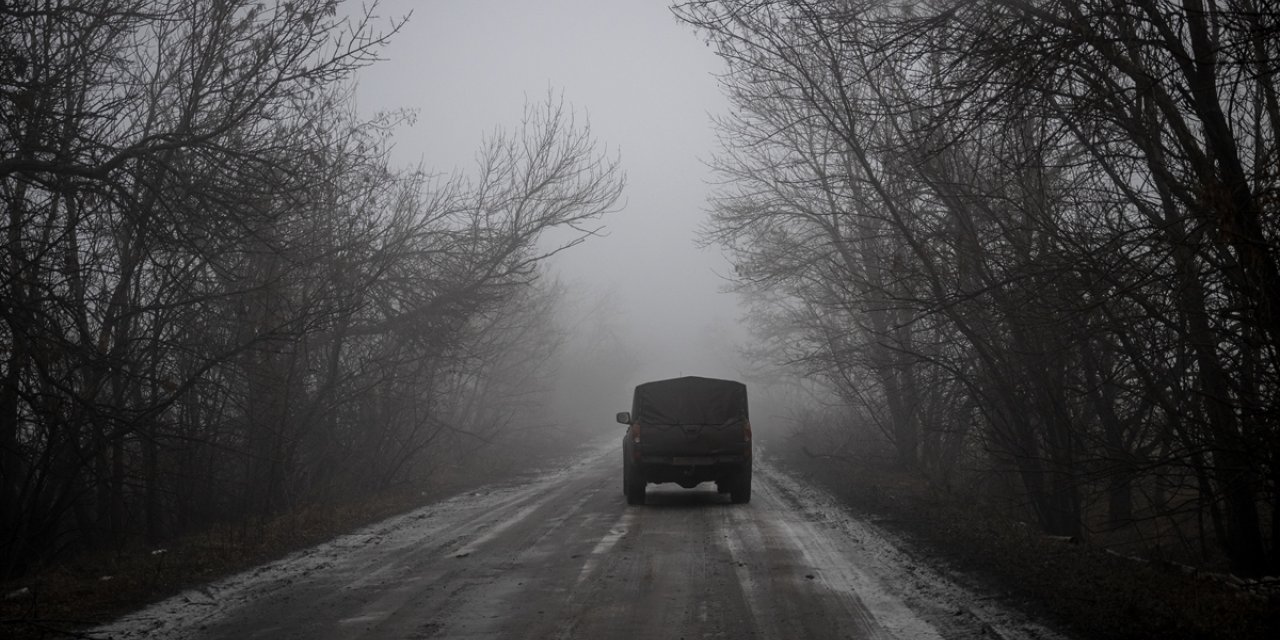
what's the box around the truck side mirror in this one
[615,411,631,424]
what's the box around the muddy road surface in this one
[94,444,1068,639]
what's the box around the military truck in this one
[616,376,752,505]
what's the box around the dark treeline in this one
[0,1,623,577]
[675,0,1279,576]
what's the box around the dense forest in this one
[675,0,1279,577]
[0,1,623,579]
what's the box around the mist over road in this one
[95,445,1066,640]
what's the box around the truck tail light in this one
[744,421,752,442]
[632,423,641,444]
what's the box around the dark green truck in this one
[616,376,752,505]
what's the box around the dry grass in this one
[773,442,1280,640]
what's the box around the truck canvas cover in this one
[632,376,748,426]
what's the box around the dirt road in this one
[93,444,1068,639]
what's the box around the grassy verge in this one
[769,441,1280,640]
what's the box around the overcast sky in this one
[353,0,746,386]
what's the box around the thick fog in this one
[353,1,749,427]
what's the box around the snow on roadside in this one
[89,439,619,639]
[89,438,1070,640]
[759,460,1076,640]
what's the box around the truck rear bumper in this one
[637,454,750,486]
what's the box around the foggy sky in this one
[352,0,745,390]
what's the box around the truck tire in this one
[730,464,752,504]
[624,457,645,505]
[626,469,645,505]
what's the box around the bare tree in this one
[676,0,1279,573]
[0,1,624,578]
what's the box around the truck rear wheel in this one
[624,460,645,505]
[730,464,752,504]
[626,472,645,505]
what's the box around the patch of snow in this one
[90,443,620,639]
[760,461,1074,640]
